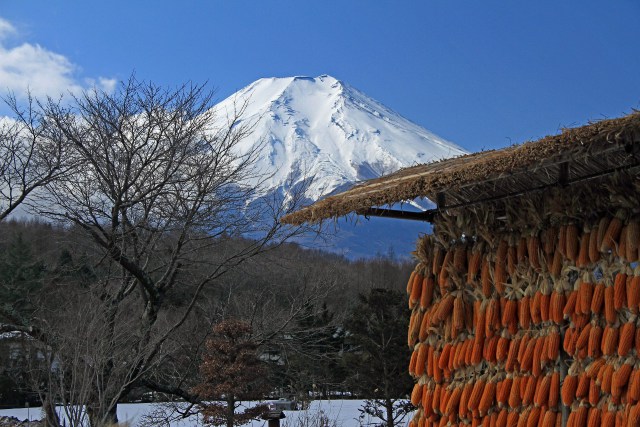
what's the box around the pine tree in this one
[345,288,413,427]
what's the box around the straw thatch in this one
[281,112,640,225]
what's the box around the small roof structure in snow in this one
[280,112,640,225]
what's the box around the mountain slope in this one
[212,75,467,258]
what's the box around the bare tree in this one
[1,77,311,427]
[0,93,69,221]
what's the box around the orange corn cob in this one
[467,379,486,412]
[519,296,531,329]
[502,299,517,327]
[550,290,565,324]
[613,359,633,391]
[478,380,496,415]
[407,270,416,295]
[481,255,492,297]
[591,283,605,314]
[531,291,542,324]
[416,343,428,376]
[597,216,611,251]
[601,210,625,253]
[410,272,424,308]
[471,334,484,366]
[629,368,640,402]
[526,406,540,427]
[446,386,463,415]
[540,293,551,322]
[497,408,508,427]
[563,326,575,355]
[453,295,465,334]
[409,348,419,376]
[459,382,473,418]
[419,310,430,342]
[439,387,451,415]
[497,376,512,406]
[605,286,616,324]
[497,334,510,362]
[522,375,538,406]
[520,337,536,372]
[561,374,577,406]
[575,373,590,398]
[588,325,603,358]
[549,371,560,408]
[433,246,444,275]
[558,225,568,257]
[484,335,499,363]
[496,238,508,265]
[576,323,592,351]
[578,230,590,267]
[619,320,636,357]
[601,363,614,394]
[588,376,599,406]
[547,328,560,361]
[543,226,556,255]
[467,250,482,284]
[579,281,593,315]
[566,223,579,262]
[527,234,540,270]
[505,337,520,372]
[601,411,615,427]
[534,374,551,406]
[587,407,601,427]
[619,225,628,259]
[438,248,453,291]
[614,272,627,310]
[453,244,467,271]
[564,290,577,318]
[508,375,521,408]
[603,325,620,356]
[420,276,435,310]
[411,382,423,406]
[551,246,563,277]
[532,336,545,377]
[542,411,556,427]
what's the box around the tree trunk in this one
[226,395,235,427]
[87,399,118,427]
[385,399,394,427]
[42,395,62,427]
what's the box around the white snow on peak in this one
[212,75,467,203]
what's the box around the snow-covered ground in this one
[0,400,410,427]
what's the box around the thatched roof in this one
[281,112,640,225]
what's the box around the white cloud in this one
[0,17,116,100]
[0,17,17,39]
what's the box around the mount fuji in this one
[212,75,467,258]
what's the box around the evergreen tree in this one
[0,233,45,324]
[345,288,413,427]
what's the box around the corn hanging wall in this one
[406,172,640,427]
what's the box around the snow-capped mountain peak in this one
[212,75,467,203]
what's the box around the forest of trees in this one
[0,78,415,427]
[0,220,414,423]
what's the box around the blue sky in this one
[1,1,639,152]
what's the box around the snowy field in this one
[0,400,410,427]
